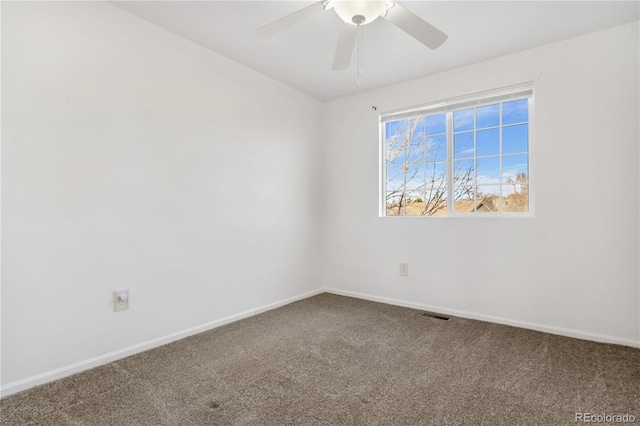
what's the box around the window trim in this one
[379,83,535,218]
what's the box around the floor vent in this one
[421,312,450,321]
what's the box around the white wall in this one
[323,21,640,346]
[1,1,324,391]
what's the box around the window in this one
[381,83,533,217]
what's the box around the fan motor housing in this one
[333,0,390,25]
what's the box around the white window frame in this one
[379,82,535,218]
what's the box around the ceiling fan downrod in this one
[328,1,390,87]
[356,23,364,87]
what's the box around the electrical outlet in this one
[400,263,408,276]
[114,289,130,312]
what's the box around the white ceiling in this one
[113,1,640,101]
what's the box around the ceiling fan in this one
[255,1,448,72]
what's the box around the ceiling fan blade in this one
[332,24,358,71]
[384,2,448,49]
[256,2,325,39]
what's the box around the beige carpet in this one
[1,293,639,425]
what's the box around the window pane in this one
[425,162,447,188]
[385,134,401,153]
[386,166,405,192]
[426,134,447,162]
[476,103,500,129]
[408,138,425,163]
[405,164,425,191]
[477,156,500,184]
[454,132,474,159]
[423,188,448,216]
[454,108,474,132]
[502,154,528,184]
[386,150,404,167]
[404,192,424,216]
[385,121,403,138]
[476,185,500,212]
[477,128,499,157]
[453,187,475,212]
[386,119,406,165]
[386,192,406,216]
[385,128,405,162]
[503,124,528,154]
[411,117,426,137]
[387,119,413,142]
[425,113,446,135]
[503,185,529,213]
[453,159,474,187]
[502,99,528,125]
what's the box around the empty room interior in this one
[1,1,639,425]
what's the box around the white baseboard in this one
[325,288,640,349]
[3,286,637,397]
[0,288,324,398]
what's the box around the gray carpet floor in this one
[1,293,639,425]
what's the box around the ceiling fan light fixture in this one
[333,0,392,25]
[257,0,448,81]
